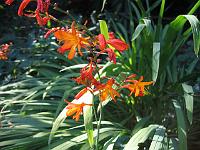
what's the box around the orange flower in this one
[65,100,92,121]
[54,21,90,59]
[18,0,50,26]
[0,43,12,60]
[96,78,120,102]
[122,75,153,97]
[97,33,128,64]
[74,62,100,87]
[97,33,128,51]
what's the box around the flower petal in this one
[68,45,77,59]
[18,0,31,16]
[98,34,107,50]
[107,39,128,51]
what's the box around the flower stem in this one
[96,100,102,150]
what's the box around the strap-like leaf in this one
[149,126,166,150]
[182,83,194,124]
[172,99,187,150]
[152,42,160,82]
[99,20,109,40]
[124,124,159,150]
[83,91,94,148]
[48,107,67,145]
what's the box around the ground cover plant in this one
[0,0,200,150]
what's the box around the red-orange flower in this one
[97,33,128,51]
[65,100,92,121]
[74,62,100,87]
[18,0,50,26]
[122,75,153,97]
[96,78,120,102]
[0,43,12,60]
[54,21,90,59]
[97,33,128,64]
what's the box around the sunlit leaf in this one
[182,83,194,124]
[172,99,187,150]
[99,20,109,40]
[149,126,166,150]
[83,91,94,148]
[152,42,160,82]
[124,125,159,150]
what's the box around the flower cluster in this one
[45,21,153,121]
[5,0,50,26]
[4,0,153,121]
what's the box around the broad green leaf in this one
[152,42,160,82]
[132,24,146,41]
[83,91,94,148]
[124,124,159,150]
[149,126,166,150]
[99,20,109,40]
[171,15,200,56]
[132,19,151,41]
[172,99,187,150]
[182,84,194,124]
[51,128,119,150]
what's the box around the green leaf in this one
[172,99,187,150]
[103,133,120,150]
[132,19,151,41]
[101,0,107,12]
[131,117,150,135]
[149,126,166,150]
[168,138,178,150]
[171,15,200,56]
[48,107,67,145]
[51,128,119,150]
[124,124,159,150]
[182,84,194,124]
[83,91,94,148]
[152,42,160,82]
[99,20,109,40]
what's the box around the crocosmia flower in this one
[97,33,128,63]
[122,75,153,97]
[97,33,128,51]
[54,21,90,59]
[65,100,92,121]
[96,78,120,102]
[0,43,12,60]
[74,62,100,87]
[17,0,50,26]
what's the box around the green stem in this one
[96,100,102,150]
[93,62,103,150]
